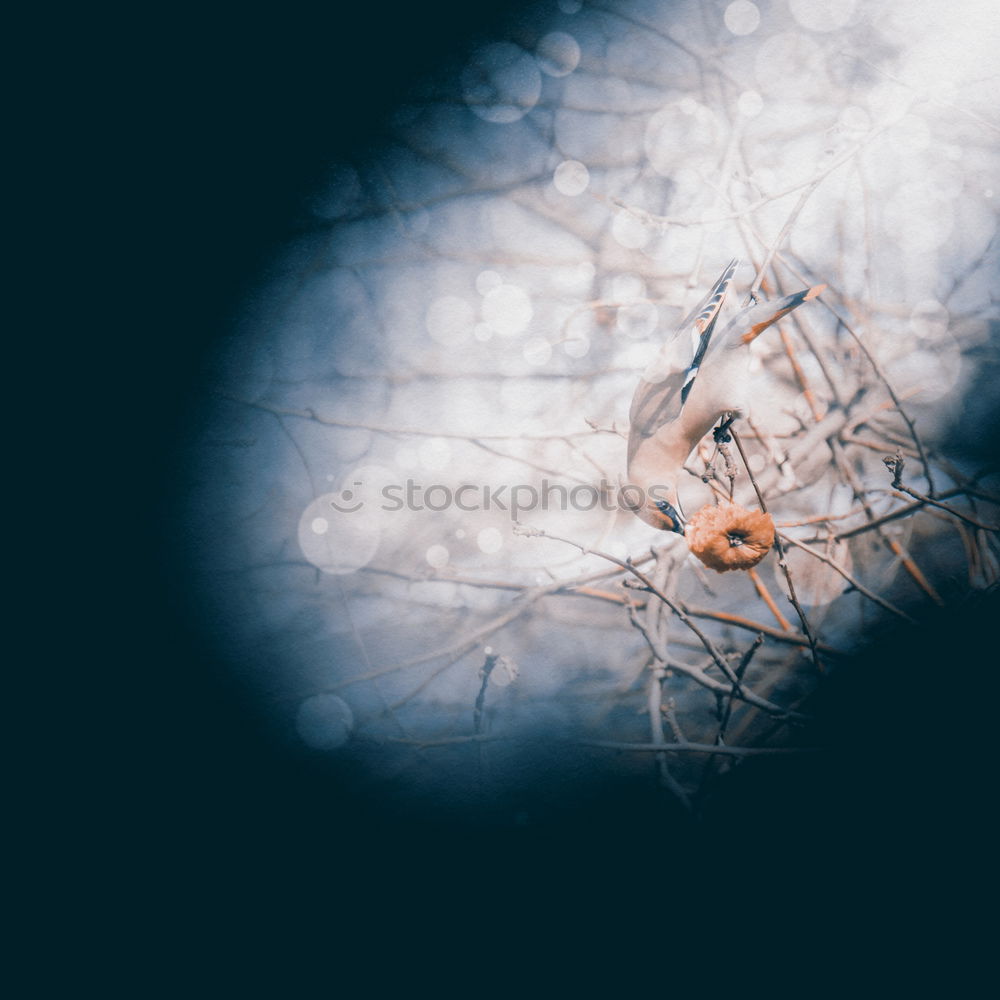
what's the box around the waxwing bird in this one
[626,260,825,532]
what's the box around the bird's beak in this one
[652,499,686,534]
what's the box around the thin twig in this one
[790,282,936,494]
[778,532,917,624]
[729,426,823,670]
[643,550,693,810]
[513,522,744,691]
[680,604,845,655]
[747,566,793,632]
[746,177,825,304]
[884,453,999,532]
[717,634,764,745]
[473,649,500,734]
[330,589,545,691]
[660,651,808,721]
[732,227,937,493]
[615,121,894,232]
[831,439,944,605]
[220,392,609,442]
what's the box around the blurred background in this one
[132,0,1000,927]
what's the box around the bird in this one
[625,259,825,532]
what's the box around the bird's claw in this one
[713,415,735,444]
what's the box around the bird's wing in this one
[627,259,739,466]
[681,257,740,335]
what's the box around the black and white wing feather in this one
[627,258,739,465]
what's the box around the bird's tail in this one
[737,283,826,344]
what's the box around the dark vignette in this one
[105,0,999,972]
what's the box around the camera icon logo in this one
[329,481,365,513]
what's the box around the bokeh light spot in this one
[295,695,354,750]
[724,1,761,35]
[426,544,450,568]
[298,478,386,575]
[482,283,533,336]
[612,210,651,249]
[523,337,553,365]
[886,341,962,402]
[536,32,581,77]
[298,494,380,575]
[476,269,503,295]
[553,159,590,196]
[477,527,504,554]
[553,260,596,291]
[737,90,764,117]
[462,42,542,124]
[616,301,659,339]
[489,656,519,688]
[611,273,645,300]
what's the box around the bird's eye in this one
[653,498,685,534]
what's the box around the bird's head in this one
[624,487,686,534]
[645,496,686,533]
